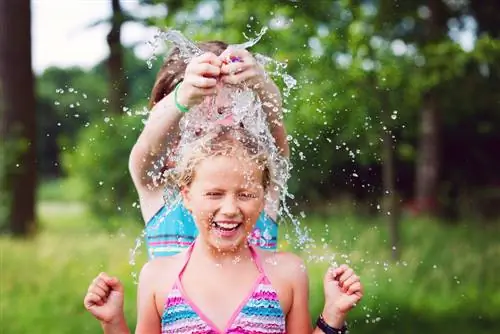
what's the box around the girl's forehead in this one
[194,156,262,179]
[197,155,259,171]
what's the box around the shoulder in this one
[139,251,186,288]
[259,250,308,286]
[257,250,308,315]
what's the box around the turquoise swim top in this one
[145,202,278,258]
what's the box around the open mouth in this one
[211,221,242,232]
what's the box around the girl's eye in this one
[239,193,257,199]
[205,192,222,197]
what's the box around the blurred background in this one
[1,0,499,333]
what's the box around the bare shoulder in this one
[257,249,308,314]
[139,251,187,288]
[258,249,308,283]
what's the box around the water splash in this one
[125,29,325,274]
[233,26,269,50]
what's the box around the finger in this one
[220,70,258,86]
[329,264,348,279]
[220,48,251,63]
[97,272,113,282]
[186,76,217,88]
[93,278,111,293]
[220,62,251,75]
[346,281,362,295]
[192,62,221,78]
[338,268,354,284]
[88,284,108,299]
[195,52,222,67]
[84,292,104,309]
[341,274,359,291]
[104,276,125,294]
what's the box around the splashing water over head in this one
[142,28,311,258]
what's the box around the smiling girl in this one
[84,126,363,334]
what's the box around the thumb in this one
[324,267,337,283]
[105,277,124,294]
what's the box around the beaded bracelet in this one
[174,82,189,113]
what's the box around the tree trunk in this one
[107,0,126,114]
[414,0,447,215]
[382,129,400,260]
[0,0,37,236]
[415,93,440,214]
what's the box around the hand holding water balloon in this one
[176,52,223,109]
[219,48,268,89]
[321,264,363,327]
[84,272,125,324]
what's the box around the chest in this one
[158,266,289,333]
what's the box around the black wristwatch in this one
[316,314,348,334]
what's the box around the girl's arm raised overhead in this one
[129,52,222,219]
[219,48,289,158]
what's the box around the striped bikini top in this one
[161,243,286,333]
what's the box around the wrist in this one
[101,314,128,328]
[173,82,192,112]
[321,307,347,329]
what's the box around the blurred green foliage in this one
[62,114,143,224]
[32,0,500,223]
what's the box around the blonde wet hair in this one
[169,125,272,192]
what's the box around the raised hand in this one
[322,264,363,327]
[83,272,125,324]
[176,52,223,109]
[219,48,268,89]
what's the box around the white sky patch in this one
[32,0,158,74]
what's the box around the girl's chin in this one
[205,229,249,252]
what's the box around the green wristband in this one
[174,82,189,113]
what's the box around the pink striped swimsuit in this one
[161,243,286,333]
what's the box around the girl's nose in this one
[219,195,239,216]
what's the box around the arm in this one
[284,256,313,334]
[255,78,289,158]
[219,48,290,159]
[134,262,162,334]
[129,53,222,219]
[83,273,130,334]
[283,257,358,334]
[315,264,364,333]
[219,49,289,220]
[101,320,130,334]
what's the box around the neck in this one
[191,239,254,266]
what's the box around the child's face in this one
[182,154,265,253]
